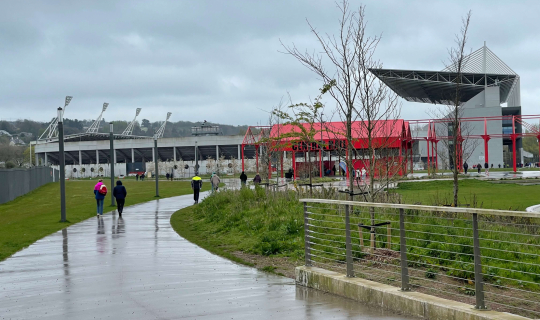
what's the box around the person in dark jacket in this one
[484,162,489,176]
[191,175,203,204]
[166,173,170,181]
[135,174,139,181]
[463,162,468,174]
[253,173,262,185]
[477,163,482,174]
[113,180,127,217]
[239,171,247,187]
[140,173,145,181]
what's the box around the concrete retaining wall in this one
[296,266,528,320]
[0,166,59,204]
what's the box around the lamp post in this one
[109,122,115,206]
[320,113,324,178]
[154,134,159,197]
[58,107,67,222]
[195,140,199,176]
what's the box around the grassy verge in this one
[392,179,540,210]
[170,187,305,277]
[170,206,255,268]
[0,179,210,261]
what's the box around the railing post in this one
[472,212,486,309]
[399,208,410,291]
[303,202,311,266]
[345,204,354,277]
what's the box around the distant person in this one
[135,174,139,181]
[361,167,367,180]
[191,175,202,204]
[463,162,468,174]
[332,165,336,176]
[253,173,262,185]
[94,179,107,217]
[484,162,489,176]
[355,168,361,182]
[113,180,127,217]
[491,163,493,169]
[210,172,220,193]
[166,173,170,181]
[477,163,481,174]
[141,173,145,181]
[498,164,501,168]
[240,171,248,187]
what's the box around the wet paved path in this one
[0,193,412,320]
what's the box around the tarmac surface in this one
[0,192,412,320]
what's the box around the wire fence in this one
[301,199,540,319]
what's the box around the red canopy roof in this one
[269,120,410,150]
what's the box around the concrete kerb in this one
[296,266,529,320]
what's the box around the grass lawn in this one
[0,179,210,261]
[392,179,540,210]
[170,187,305,276]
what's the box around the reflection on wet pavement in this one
[0,193,413,319]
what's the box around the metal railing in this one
[300,199,540,319]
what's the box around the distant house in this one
[9,136,26,146]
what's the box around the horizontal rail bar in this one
[300,199,540,218]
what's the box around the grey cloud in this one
[1,0,539,125]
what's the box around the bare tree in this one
[270,90,328,196]
[429,11,474,207]
[282,1,400,203]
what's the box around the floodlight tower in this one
[155,112,172,138]
[86,103,109,133]
[122,108,142,136]
[39,96,73,140]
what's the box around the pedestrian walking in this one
[191,175,202,204]
[210,172,220,193]
[484,162,489,176]
[355,168,361,183]
[141,173,145,181]
[253,173,262,185]
[94,179,107,217]
[477,163,481,174]
[113,180,127,217]
[166,172,170,181]
[463,161,468,174]
[240,171,247,187]
[361,167,366,180]
[135,174,139,181]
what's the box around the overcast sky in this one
[1,0,539,126]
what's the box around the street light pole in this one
[58,107,67,222]
[154,135,159,197]
[195,140,199,176]
[109,122,115,206]
[320,113,324,178]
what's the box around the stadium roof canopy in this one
[39,133,149,144]
[369,45,520,106]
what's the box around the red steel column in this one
[426,138,430,174]
[241,144,245,171]
[281,152,284,178]
[399,139,403,176]
[512,116,517,173]
[346,147,350,180]
[255,145,259,173]
[292,151,296,180]
[268,156,272,179]
[319,149,323,178]
[434,141,438,170]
